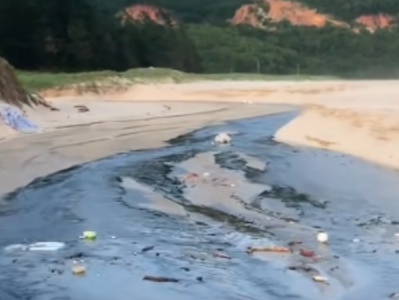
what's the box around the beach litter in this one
[317,231,329,243]
[246,245,291,254]
[28,242,65,251]
[143,275,179,283]
[81,231,97,240]
[4,242,65,252]
[72,264,87,276]
[312,275,328,283]
[0,104,39,133]
[214,132,231,144]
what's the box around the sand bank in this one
[0,100,292,194]
[1,79,399,193]
[49,79,399,168]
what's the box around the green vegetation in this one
[0,0,399,81]
[18,68,335,92]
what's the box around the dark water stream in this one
[1,111,399,300]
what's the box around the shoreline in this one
[1,79,399,193]
[0,101,293,194]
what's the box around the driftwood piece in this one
[246,246,291,254]
[143,275,179,283]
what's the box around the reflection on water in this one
[1,111,399,300]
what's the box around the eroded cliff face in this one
[122,1,395,32]
[231,0,346,28]
[230,0,394,31]
[121,4,174,25]
[355,14,394,31]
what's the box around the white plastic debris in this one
[214,133,231,144]
[4,241,65,252]
[313,275,328,282]
[317,232,329,243]
[4,244,29,252]
[28,242,65,251]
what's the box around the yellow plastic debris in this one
[83,231,97,240]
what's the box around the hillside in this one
[0,0,398,78]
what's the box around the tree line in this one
[0,0,398,78]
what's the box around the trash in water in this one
[300,248,316,258]
[313,275,328,283]
[214,133,231,144]
[317,231,329,243]
[72,264,86,275]
[141,245,155,253]
[0,104,39,133]
[288,265,317,273]
[28,242,65,251]
[389,292,399,298]
[143,275,179,283]
[288,240,303,247]
[5,242,65,252]
[246,245,291,254]
[212,251,231,259]
[81,231,97,240]
[4,244,29,252]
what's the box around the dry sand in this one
[1,79,399,193]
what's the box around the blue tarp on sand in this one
[0,104,39,133]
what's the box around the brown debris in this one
[299,248,316,258]
[141,245,155,253]
[72,265,86,275]
[186,173,199,179]
[212,252,231,259]
[287,265,317,273]
[143,275,179,283]
[74,105,90,113]
[288,240,303,247]
[246,245,291,254]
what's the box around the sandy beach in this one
[2,79,399,300]
[1,79,399,192]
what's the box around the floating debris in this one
[317,231,329,243]
[4,244,28,252]
[214,133,231,144]
[143,276,179,283]
[246,246,291,254]
[288,240,303,247]
[389,292,399,298]
[28,242,65,251]
[313,275,328,283]
[72,264,86,276]
[288,265,317,273]
[81,231,97,240]
[141,245,155,253]
[299,249,316,258]
[212,252,231,259]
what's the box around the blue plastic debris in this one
[0,104,39,133]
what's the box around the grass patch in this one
[17,67,338,92]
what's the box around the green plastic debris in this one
[83,231,97,240]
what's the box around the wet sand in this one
[1,80,399,299]
[1,113,399,300]
[0,100,293,193]
[38,79,399,169]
